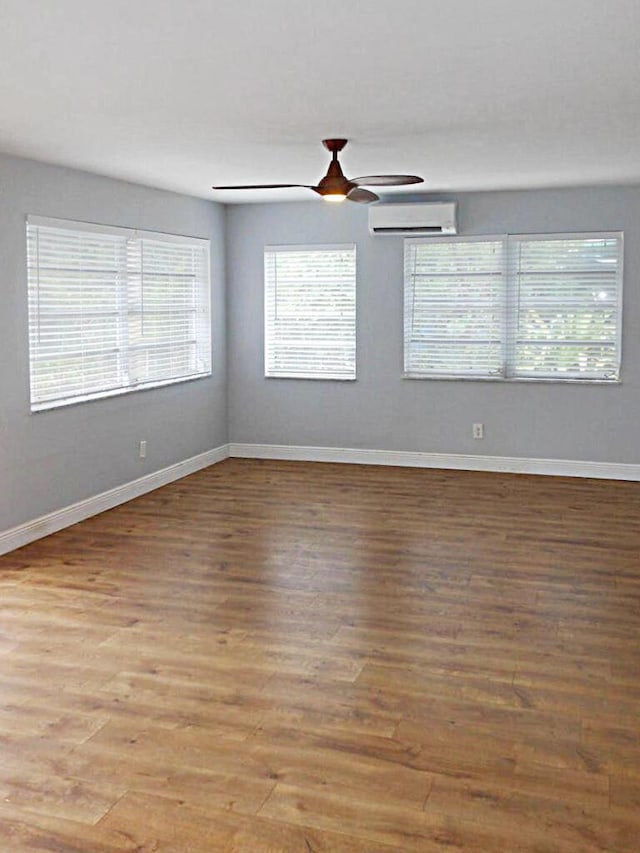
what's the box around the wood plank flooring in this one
[1,458,639,851]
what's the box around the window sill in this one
[31,371,212,413]
[403,374,620,385]
[265,374,357,381]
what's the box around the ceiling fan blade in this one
[351,175,424,187]
[347,187,379,204]
[212,184,312,190]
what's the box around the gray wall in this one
[0,153,227,531]
[227,187,640,463]
[3,163,639,536]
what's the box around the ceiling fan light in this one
[324,193,347,203]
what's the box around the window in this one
[27,216,211,411]
[264,244,356,379]
[404,233,622,381]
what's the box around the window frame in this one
[264,242,357,381]
[26,215,212,412]
[404,231,624,384]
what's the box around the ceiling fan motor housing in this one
[316,157,356,197]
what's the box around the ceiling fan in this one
[212,139,423,204]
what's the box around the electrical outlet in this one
[472,423,484,440]
[139,440,147,458]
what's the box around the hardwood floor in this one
[1,458,640,851]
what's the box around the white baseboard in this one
[229,442,640,482]
[3,441,638,558]
[0,444,230,557]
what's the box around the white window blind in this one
[508,235,621,380]
[405,233,622,382]
[404,238,504,377]
[264,244,356,380]
[27,216,211,411]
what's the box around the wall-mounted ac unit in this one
[368,202,457,236]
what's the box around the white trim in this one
[0,444,230,557]
[405,231,623,246]
[27,218,212,412]
[4,441,638,558]
[264,243,357,381]
[264,243,356,253]
[403,231,623,383]
[32,370,212,413]
[26,214,210,246]
[508,230,622,241]
[228,443,640,482]
[405,233,506,247]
